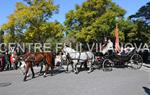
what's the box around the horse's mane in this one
[65,47,76,53]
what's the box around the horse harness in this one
[24,53,46,66]
[66,52,91,63]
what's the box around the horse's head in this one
[63,46,76,53]
[61,47,68,61]
[55,51,66,61]
[62,46,69,54]
[61,46,75,61]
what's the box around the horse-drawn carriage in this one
[1,43,142,81]
[62,40,143,73]
[94,47,143,71]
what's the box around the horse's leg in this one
[74,62,78,74]
[73,62,76,73]
[30,63,35,78]
[23,62,30,81]
[79,62,83,69]
[84,61,88,70]
[66,61,69,72]
[66,59,71,72]
[88,61,93,73]
[66,64,68,72]
[76,63,79,74]
[50,65,54,76]
[39,65,43,75]
[19,61,26,75]
[43,64,49,77]
[71,62,74,72]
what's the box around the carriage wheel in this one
[130,54,143,69]
[102,59,113,71]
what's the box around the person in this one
[107,39,113,50]
[10,48,17,70]
[101,37,108,54]
[101,38,113,55]
[107,38,114,55]
[0,55,4,71]
[3,48,11,70]
[118,46,134,56]
[102,37,108,49]
[55,52,62,66]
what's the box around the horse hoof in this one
[27,74,30,77]
[88,70,92,73]
[32,76,35,79]
[39,73,43,76]
[74,72,78,74]
[43,75,47,78]
[23,79,27,82]
[71,70,74,72]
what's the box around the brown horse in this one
[23,52,54,81]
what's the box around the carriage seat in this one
[117,47,135,57]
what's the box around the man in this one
[4,48,11,70]
[101,38,113,55]
[107,38,114,55]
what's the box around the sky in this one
[0,0,149,26]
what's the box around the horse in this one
[62,46,95,74]
[61,52,74,72]
[22,52,54,81]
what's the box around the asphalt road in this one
[0,65,149,95]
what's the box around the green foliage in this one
[129,1,150,25]
[1,0,63,44]
[129,1,150,45]
[111,30,124,42]
[65,0,126,42]
[0,30,4,43]
[116,19,137,42]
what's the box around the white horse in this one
[62,46,95,73]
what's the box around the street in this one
[0,65,150,95]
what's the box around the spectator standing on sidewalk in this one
[3,48,11,70]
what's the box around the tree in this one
[129,1,150,45]
[65,0,126,42]
[129,2,150,25]
[2,0,64,44]
[112,18,137,43]
[0,29,4,43]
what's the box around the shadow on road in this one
[0,82,12,87]
[23,67,66,81]
[143,87,150,95]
